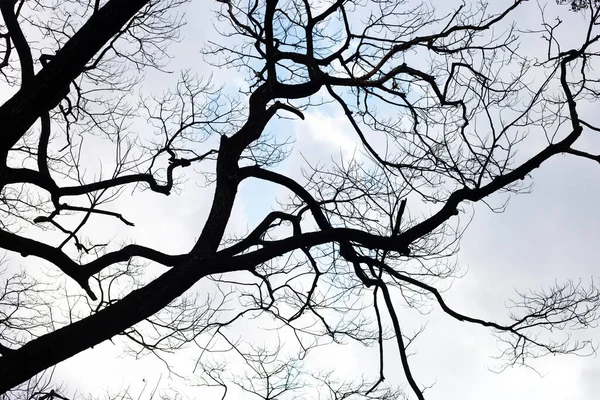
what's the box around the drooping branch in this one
[0,228,185,298]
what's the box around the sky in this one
[3,0,600,399]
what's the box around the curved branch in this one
[0,228,185,299]
[0,0,34,86]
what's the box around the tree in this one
[1,0,600,398]
[558,0,600,11]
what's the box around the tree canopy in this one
[1,0,600,399]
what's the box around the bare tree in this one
[1,0,600,398]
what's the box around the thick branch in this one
[0,253,246,392]
[0,0,34,86]
[0,0,151,154]
[0,228,184,298]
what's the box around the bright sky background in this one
[4,1,600,399]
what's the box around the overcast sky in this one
[7,1,600,399]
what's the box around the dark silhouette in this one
[1,0,600,398]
